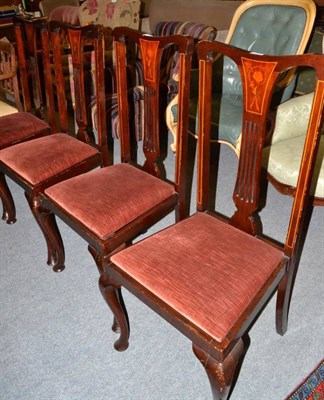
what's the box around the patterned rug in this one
[286,360,324,400]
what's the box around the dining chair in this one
[40,27,193,332]
[166,0,316,153]
[0,21,110,272]
[108,42,324,399]
[0,24,51,225]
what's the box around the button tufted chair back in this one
[217,0,316,150]
[224,1,313,99]
[167,0,316,154]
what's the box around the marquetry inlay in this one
[242,58,277,115]
[139,38,159,83]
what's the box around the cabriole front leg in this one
[98,271,130,351]
[25,193,65,272]
[0,172,16,224]
[89,246,121,334]
[193,339,244,400]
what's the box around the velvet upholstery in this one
[0,133,99,186]
[0,112,49,150]
[111,213,283,342]
[44,163,175,239]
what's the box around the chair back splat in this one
[113,27,193,217]
[109,42,324,399]
[42,21,110,165]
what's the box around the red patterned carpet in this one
[285,360,324,400]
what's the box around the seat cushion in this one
[0,112,50,150]
[44,163,175,239]
[111,213,284,343]
[263,134,324,199]
[0,133,99,186]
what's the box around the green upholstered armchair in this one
[166,0,316,153]
[263,92,324,204]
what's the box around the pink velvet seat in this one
[111,212,283,342]
[0,112,50,150]
[0,134,99,187]
[45,163,175,239]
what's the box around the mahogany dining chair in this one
[108,43,324,399]
[40,27,193,334]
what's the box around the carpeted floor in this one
[1,143,323,400]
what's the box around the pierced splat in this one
[68,28,89,143]
[230,58,281,235]
[139,38,161,176]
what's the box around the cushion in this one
[0,112,50,150]
[79,0,141,30]
[148,0,243,33]
[263,134,324,199]
[0,133,99,186]
[111,212,284,342]
[44,163,175,239]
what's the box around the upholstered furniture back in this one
[79,0,141,30]
[153,21,217,94]
[185,1,315,150]
[223,4,308,98]
[147,0,244,33]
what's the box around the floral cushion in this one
[79,0,141,30]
